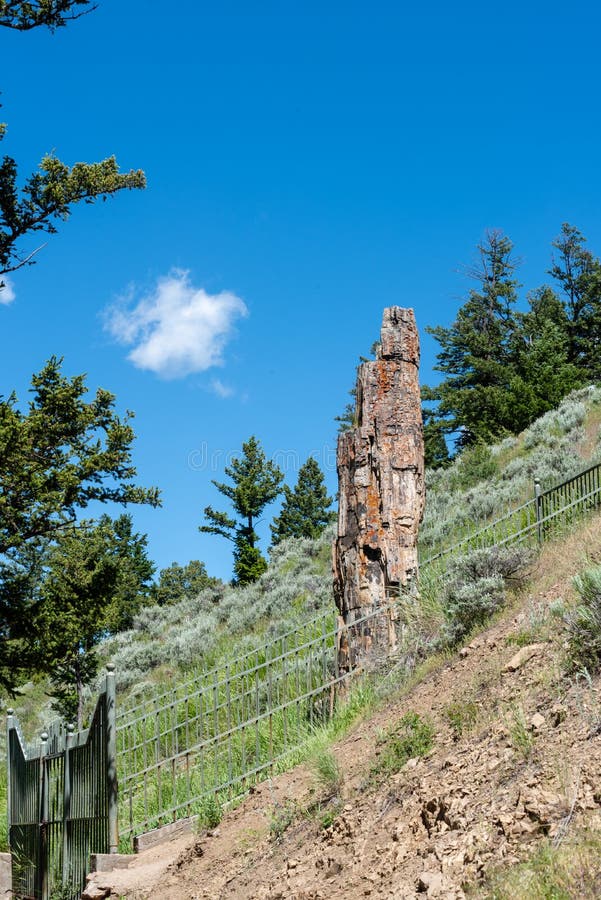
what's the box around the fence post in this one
[62,724,74,883]
[38,731,49,900]
[105,664,119,854]
[6,709,13,851]
[535,479,542,545]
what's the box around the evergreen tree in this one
[0,358,159,695]
[31,515,154,724]
[511,286,584,421]
[32,515,154,724]
[0,0,145,295]
[421,400,451,469]
[0,1,95,30]
[232,539,268,585]
[101,514,155,632]
[33,520,116,726]
[151,560,219,606]
[425,230,522,447]
[270,457,334,545]
[549,223,601,379]
[199,436,283,585]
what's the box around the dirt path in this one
[86,522,601,899]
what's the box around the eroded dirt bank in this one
[85,522,601,900]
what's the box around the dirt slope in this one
[86,521,601,900]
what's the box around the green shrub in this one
[436,546,531,648]
[566,565,601,674]
[452,442,498,490]
[372,711,434,776]
[439,577,505,647]
[479,831,601,899]
[420,385,601,559]
[195,794,222,829]
[444,699,478,738]
[311,749,343,798]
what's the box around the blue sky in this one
[2,0,601,580]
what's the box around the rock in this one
[503,644,546,672]
[530,713,546,731]
[550,704,567,726]
[459,647,469,659]
[417,870,444,894]
[81,884,110,900]
[325,858,343,877]
[333,307,424,668]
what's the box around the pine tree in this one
[549,223,601,379]
[29,515,155,725]
[0,358,159,695]
[151,560,219,606]
[0,1,95,31]
[199,436,283,585]
[425,230,522,447]
[101,514,155,632]
[270,458,334,545]
[0,1,145,296]
[511,286,584,421]
[421,400,451,469]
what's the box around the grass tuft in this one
[477,830,601,899]
[372,711,434,778]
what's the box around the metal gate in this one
[7,665,118,900]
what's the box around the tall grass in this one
[478,830,601,899]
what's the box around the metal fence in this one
[7,667,118,900]
[116,458,601,843]
[8,458,601,873]
[420,460,601,567]
[116,603,402,840]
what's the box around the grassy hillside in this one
[4,384,601,867]
[85,513,601,898]
[420,384,601,559]
[103,525,335,701]
[7,383,601,733]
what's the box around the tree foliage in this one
[270,457,334,545]
[424,226,594,454]
[425,230,522,448]
[151,559,219,606]
[33,514,154,725]
[0,0,145,294]
[0,138,145,290]
[549,223,601,379]
[0,358,160,694]
[0,0,96,30]
[199,436,283,585]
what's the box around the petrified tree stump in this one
[333,307,425,671]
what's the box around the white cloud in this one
[0,277,16,305]
[105,271,248,379]
[210,378,235,398]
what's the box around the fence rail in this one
[116,601,404,839]
[420,460,601,566]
